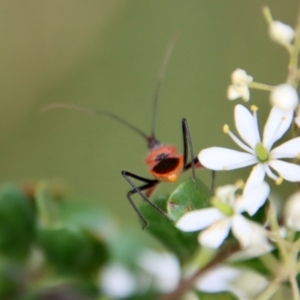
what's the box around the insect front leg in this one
[181,118,197,182]
[121,171,170,228]
[181,118,215,192]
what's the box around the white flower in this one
[227,69,253,101]
[99,263,137,298]
[137,250,180,293]
[228,220,273,260]
[270,84,299,111]
[199,104,300,186]
[284,191,300,231]
[269,20,295,48]
[195,265,268,300]
[176,181,270,249]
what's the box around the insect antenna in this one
[41,103,149,141]
[150,33,180,142]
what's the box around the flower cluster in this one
[199,104,300,186]
[174,6,300,300]
[177,180,271,250]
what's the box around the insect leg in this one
[181,118,196,182]
[182,118,216,191]
[121,171,170,228]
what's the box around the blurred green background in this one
[0,0,298,226]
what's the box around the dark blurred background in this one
[0,1,298,226]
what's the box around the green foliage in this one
[167,177,211,222]
[0,264,22,299]
[37,226,108,276]
[21,279,99,300]
[0,184,36,260]
[196,290,238,300]
[140,198,198,264]
[140,178,211,264]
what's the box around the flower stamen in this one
[223,124,229,134]
[211,198,234,216]
[250,105,258,112]
[225,126,254,153]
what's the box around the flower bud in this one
[284,191,300,230]
[269,21,294,47]
[227,69,253,101]
[270,83,298,111]
[231,69,253,86]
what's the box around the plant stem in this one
[249,82,274,91]
[290,273,300,300]
[288,5,300,87]
[262,6,273,25]
[254,276,282,300]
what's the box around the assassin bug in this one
[42,35,203,228]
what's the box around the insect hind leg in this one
[121,170,170,228]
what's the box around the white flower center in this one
[255,143,269,162]
[211,197,234,216]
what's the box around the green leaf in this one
[0,184,36,260]
[21,278,98,300]
[0,264,21,299]
[196,291,238,300]
[59,200,111,232]
[167,177,211,222]
[140,195,199,264]
[37,226,109,276]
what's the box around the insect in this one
[42,35,203,228]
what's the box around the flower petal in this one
[269,159,300,182]
[199,218,231,248]
[235,105,260,148]
[270,137,300,159]
[264,164,279,181]
[229,242,273,261]
[231,69,253,85]
[263,107,293,150]
[227,85,240,100]
[238,181,270,216]
[237,85,250,102]
[198,147,257,170]
[176,208,223,232]
[138,251,180,293]
[243,164,266,194]
[195,265,241,293]
[215,184,237,205]
[231,215,255,248]
[100,263,137,298]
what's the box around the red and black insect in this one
[42,36,203,228]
